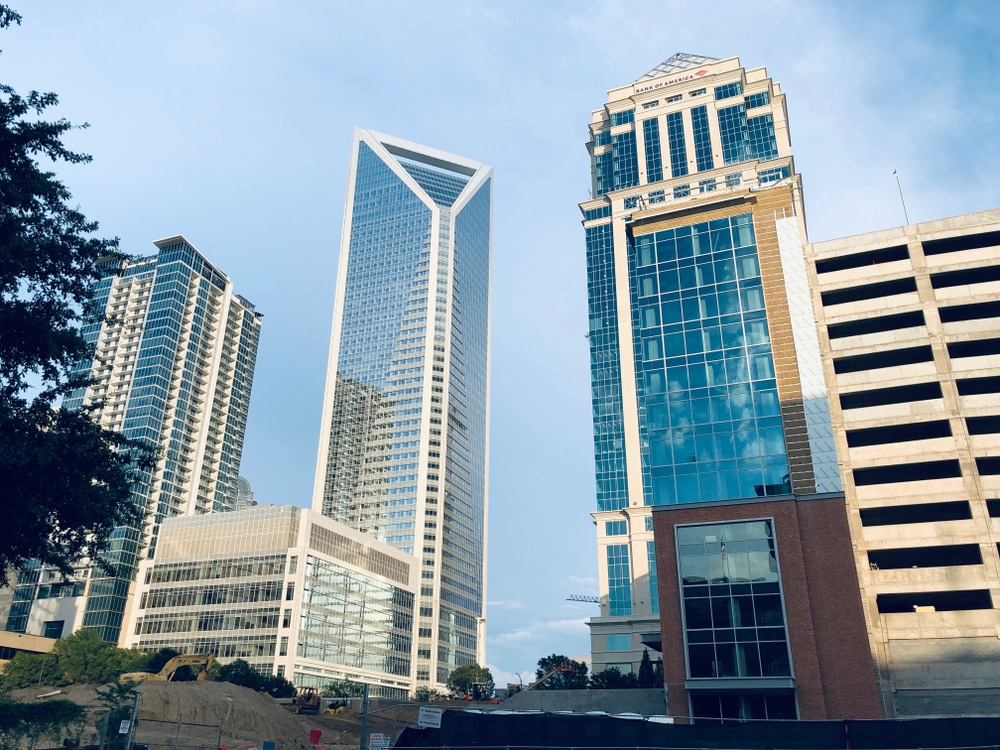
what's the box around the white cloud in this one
[488,599,524,610]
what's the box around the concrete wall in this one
[501,689,666,715]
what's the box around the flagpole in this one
[893,169,910,226]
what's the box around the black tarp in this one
[395,710,1000,749]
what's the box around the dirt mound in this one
[12,682,354,750]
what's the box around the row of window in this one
[816,230,1000,274]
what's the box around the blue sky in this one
[4,0,999,688]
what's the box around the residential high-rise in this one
[806,209,1000,717]
[580,55,878,720]
[314,129,492,690]
[5,236,261,645]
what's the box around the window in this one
[642,118,664,183]
[827,310,925,339]
[690,88,707,97]
[593,129,611,146]
[714,81,743,100]
[931,265,1000,289]
[967,416,1000,435]
[725,173,742,188]
[690,106,714,171]
[583,205,611,221]
[853,459,961,486]
[747,114,778,161]
[645,516,654,532]
[606,633,630,651]
[840,383,941,409]
[976,457,1000,475]
[717,104,748,165]
[624,196,639,210]
[860,501,971,527]
[642,100,659,109]
[958,376,1000,395]
[611,109,635,126]
[677,520,791,681]
[673,184,691,199]
[923,229,1000,256]
[833,345,933,374]
[876,589,991,614]
[846,420,951,447]
[757,166,790,184]
[666,94,682,103]
[648,541,659,615]
[666,111,688,178]
[815,245,908,274]
[648,189,666,204]
[43,620,65,639]
[282,609,291,628]
[612,130,640,190]
[745,91,770,109]
[821,277,917,306]
[940,300,1000,323]
[607,544,632,616]
[288,556,297,574]
[948,338,1000,359]
[699,178,717,194]
[285,582,294,601]
[869,544,981,570]
[279,637,288,656]
[605,520,627,536]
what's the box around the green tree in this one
[589,667,639,690]
[0,4,153,584]
[445,664,494,699]
[94,682,137,750]
[637,649,658,688]
[534,654,588,690]
[51,630,124,685]
[216,659,261,690]
[139,647,181,675]
[412,686,442,702]
[259,674,295,698]
[0,651,52,690]
[322,679,365,698]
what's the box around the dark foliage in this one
[534,654,588,690]
[589,667,639,689]
[215,659,295,697]
[0,4,152,582]
[637,649,658,688]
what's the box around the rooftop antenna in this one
[893,169,910,226]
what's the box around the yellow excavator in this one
[120,654,216,684]
[293,687,322,714]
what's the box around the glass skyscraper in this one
[313,129,492,690]
[5,237,261,644]
[580,54,844,715]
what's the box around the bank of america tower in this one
[580,54,841,679]
[314,130,492,690]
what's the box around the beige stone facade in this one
[806,209,1000,717]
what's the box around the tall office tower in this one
[806,210,1000,717]
[5,236,261,644]
[314,129,492,690]
[581,55,879,721]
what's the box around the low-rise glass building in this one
[121,504,417,698]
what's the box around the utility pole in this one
[357,683,370,750]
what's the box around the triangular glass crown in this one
[396,158,470,208]
[635,52,720,83]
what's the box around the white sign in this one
[118,720,131,735]
[368,734,389,749]
[417,706,443,729]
